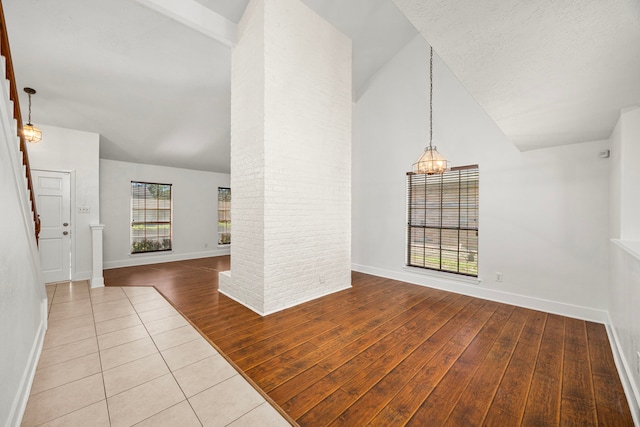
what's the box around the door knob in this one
[63,231,69,235]
[63,223,69,227]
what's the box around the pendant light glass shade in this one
[23,123,42,143]
[413,145,450,174]
[412,47,450,174]
[23,87,42,143]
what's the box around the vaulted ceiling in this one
[4,0,639,172]
[392,0,640,151]
[4,0,415,173]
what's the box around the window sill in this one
[402,266,481,286]
[129,250,174,257]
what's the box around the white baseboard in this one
[605,314,640,426]
[90,277,105,288]
[8,299,47,427]
[218,271,352,316]
[104,249,230,269]
[352,263,608,323]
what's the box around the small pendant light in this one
[23,87,42,143]
[412,47,450,174]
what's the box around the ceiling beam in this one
[136,0,237,47]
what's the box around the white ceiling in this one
[6,0,637,172]
[3,0,416,173]
[392,0,640,151]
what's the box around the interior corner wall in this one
[608,107,640,421]
[353,35,610,320]
[27,124,100,281]
[223,0,352,315]
[609,117,622,239]
[100,159,230,269]
[614,107,640,241]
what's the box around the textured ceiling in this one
[392,0,640,151]
[7,0,628,170]
[4,0,415,173]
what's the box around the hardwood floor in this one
[104,256,633,426]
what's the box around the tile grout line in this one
[150,286,299,427]
[89,282,114,427]
[223,402,269,427]
[31,281,107,426]
[99,281,294,426]
[122,285,205,427]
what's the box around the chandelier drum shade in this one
[23,87,42,143]
[413,145,450,175]
[412,47,450,175]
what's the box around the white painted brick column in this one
[219,0,352,315]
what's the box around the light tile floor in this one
[22,281,292,427]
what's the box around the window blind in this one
[131,181,172,254]
[218,187,231,245]
[407,165,479,276]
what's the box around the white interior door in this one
[33,170,71,283]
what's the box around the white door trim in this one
[33,168,75,283]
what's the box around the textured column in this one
[219,0,352,315]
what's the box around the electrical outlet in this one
[319,275,325,284]
[636,351,640,375]
[496,272,503,282]
[204,243,208,248]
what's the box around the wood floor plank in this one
[380,303,514,422]
[368,406,409,426]
[331,298,497,425]
[406,304,518,425]
[281,354,370,419]
[229,319,337,370]
[482,407,520,426]
[104,257,634,427]
[485,310,546,421]
[269,365,330,405]
[247,341,319,388]
[561,318,598,425]
[585,322,634,425]
[522,314,566,426]
[316,293,465,372]
[299,388,355,427]
[443,307,529,425]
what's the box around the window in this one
[218,187,231,245]
[131,181,172,254]
[407,165,479,276]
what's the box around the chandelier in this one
[23,87,42,143]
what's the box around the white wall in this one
[608,107,640,422]
[100,159,230,268]
[221,0,352,315]
[609,117,622,239]
[27,124,100,281]
[353,35,610,321]
[611,107,640,241]
[0,75,46,425]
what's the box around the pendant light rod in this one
[24,87,36,124]
[429,46,433,149]
[411,46,450,175]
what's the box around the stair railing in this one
[0,2,40,242]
